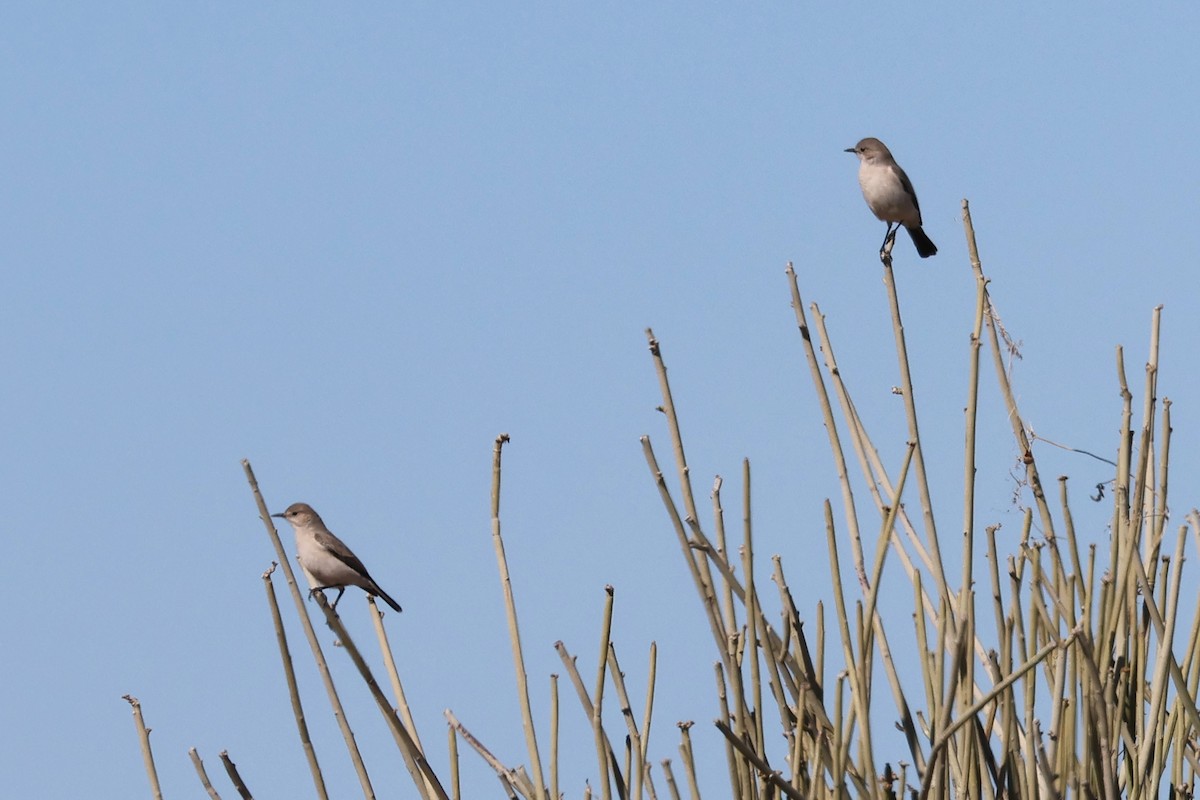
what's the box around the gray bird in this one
[845,137,937,258]
[272,502,403,612]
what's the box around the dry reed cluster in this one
[127,203,1196,800]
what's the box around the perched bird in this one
[272,502,402,612]
[845,137,937,258]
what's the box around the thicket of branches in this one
[126,202,1199,799]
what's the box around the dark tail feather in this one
[372,584,403,613]
[906,226,938,258]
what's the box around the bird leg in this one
[309,586,347,610]
[880,223,898,259]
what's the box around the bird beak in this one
[844,147,857,154]
[271,512,285,519]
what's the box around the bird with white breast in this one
[272,502,403,613]
[845,137,937,259]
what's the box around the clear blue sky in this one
[3,4,1198,797]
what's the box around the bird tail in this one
[372,584,403,613]
[906,226,937,258]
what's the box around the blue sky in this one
[3,4,1198,797]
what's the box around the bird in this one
[272,502,403,612]
[845,137,937,258]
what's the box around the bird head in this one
[271,502,322,528]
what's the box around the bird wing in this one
[894,165,923,223]
[314,529,375,579]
